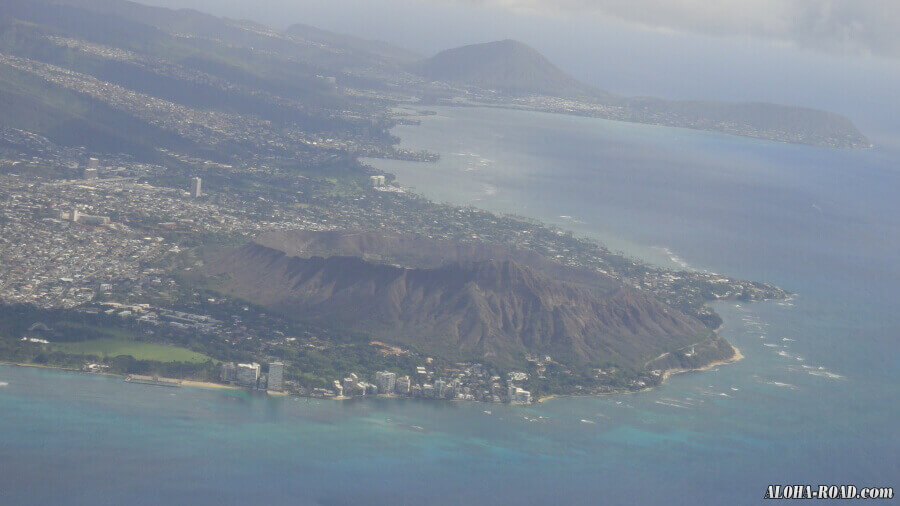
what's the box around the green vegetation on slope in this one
[0,62,203,159]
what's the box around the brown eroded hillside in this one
[205,232,724,369]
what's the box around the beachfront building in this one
[235,362,260,387]
[220,362,237,382]
[375,371,396,394]
[268,361,284,392]
[434,379,447,398]
[396,375,411,395]
[516,389,531,404]
[507,386,532,404]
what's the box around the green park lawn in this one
[51,338,212,363]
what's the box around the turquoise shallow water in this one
[2,107,898,505]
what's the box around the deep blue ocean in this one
[2,107,897,505]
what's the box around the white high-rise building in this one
[87,158,100,170]
[190,177,202,198]
[395,375,411,395]
[235,362,260,387]
[268,361,284,392]
[507,386,532,404]
[434,379,447,398]
[220,362,237,382]
[375,371,396,394]
[516,389,532,404]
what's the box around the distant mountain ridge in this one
[0,0,402,160]
[284,23,421,63]
[30,0,413,72]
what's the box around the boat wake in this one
[797,364,845,380]
[656,396,706,409]
[806,370,844,380]
[763,380,798,390]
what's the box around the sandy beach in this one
[180,379,241,390]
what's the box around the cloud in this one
[424,0,900,58]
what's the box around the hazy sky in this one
[138,0,900,139]
[429,0,900,59]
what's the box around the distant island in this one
[408,40,870,149]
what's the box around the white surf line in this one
[763,380,798,390]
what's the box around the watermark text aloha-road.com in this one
[765,485,893,500]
